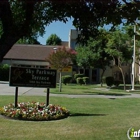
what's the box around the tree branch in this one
[0,0,14,34]
[0,0,37,62]
[19,0,37,37]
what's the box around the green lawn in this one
[0,95,140,140]
[49,84,132,96]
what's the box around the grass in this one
[0,95,140,140]
[49,84,132,96]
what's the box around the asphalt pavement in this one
[1,81,140,98]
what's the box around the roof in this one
[4,44,69,61]
[61,41,68,47]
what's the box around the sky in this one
[38,18,75,45]
[38,18,115,45]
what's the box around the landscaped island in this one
[0,102,69,121]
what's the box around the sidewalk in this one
[1,82,140,98]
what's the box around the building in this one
[1,29,138,84]
[68,29,134,84]
[2,44,73,82]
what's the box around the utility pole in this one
[131,24,136,90]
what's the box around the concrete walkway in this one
[1,81,140,98]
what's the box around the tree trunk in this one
[118,66,126,90]
[59,71,62,92]
[0,34,20,62]
[0,1,36,62]
[100,68,106,87]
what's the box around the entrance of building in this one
[92,69,99,84]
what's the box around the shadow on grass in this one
[70,113,107,117]
[111,85,140,90]
[84,91,131,96]
[95,93,130,96]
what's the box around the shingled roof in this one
[4,44,67,61]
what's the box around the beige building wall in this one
[101,66,113,78]
[99,64,132,84]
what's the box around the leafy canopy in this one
[46,47,76,71]
[0,0,140,61]
[46,34,62,45]
[76,29,111,69]
[105,29,133,65]
[16,37,40,44]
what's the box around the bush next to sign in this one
[0,64,9,81]
[62,75,72,85]
[106,76,114,87]
[83,77,89,85]
[73,74,84,83]
[61,74,89,85]
[76,77,89,85]
[76,77,83,85]
[74,74,84,80]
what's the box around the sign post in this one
[46,88,50,106]
[15,87,18,108]
[9,66,57,107]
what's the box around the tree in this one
[46,46,76,92]
[0,0,139,62]
[105,29,133,90]
[16,37,40,44]
[76,29,112,86]
[0,0,68,61]
[46,34,62,45]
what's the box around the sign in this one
[127,127,140,139]
[9,66,57,88]
[51,66,72,72]
[62,66,72,72]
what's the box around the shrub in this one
[76,77,83,85]
[114,80,121,87]
[73,74,84,83]
[74,74,84,79]
[106,76,114,87]
[0,64,10,81]
[62,75,72,85]
[83,77,89,85]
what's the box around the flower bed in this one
[0,102,70,121]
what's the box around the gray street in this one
[1,81,140,99]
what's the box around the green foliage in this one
[75,46,93,68]
[114,80,121,87]
[74,75,89,85]
[74,74,84,81]
[106,76,114,87]
[76,77,83,85]
[105,29,133,66]
[82,77,89,85]
[0,64,10,81]
[17,37,40,44]
[46,34,62,45]
[62,75,72,85]
[76,29,112,70]
[47,47,76,92]
[47,46,76,71]
[0,0,140,62]
[75,29,112,86]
